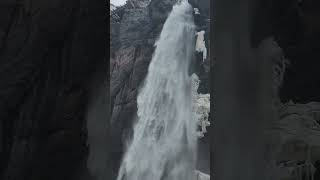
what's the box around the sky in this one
[110,0,127,6]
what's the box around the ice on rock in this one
[191,73,210,138]
[195,31,207,62]
[194,8,200,14]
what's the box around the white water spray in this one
[116,1,197,180]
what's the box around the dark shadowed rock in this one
[0,0,106,179]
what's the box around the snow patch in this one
[111,0,127,6]
[191,73,210,138]
[194,8,200,14]
[195,31,207,62]
[110,4,117,11]
[195,170,210,180]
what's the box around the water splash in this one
[116,1,197,180]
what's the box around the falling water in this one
[116,1,197,180]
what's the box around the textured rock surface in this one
[267,2,320,177]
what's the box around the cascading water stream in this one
[116,1,197,180]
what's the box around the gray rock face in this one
[110,0,210,178]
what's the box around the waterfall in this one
[116,1,197,180]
